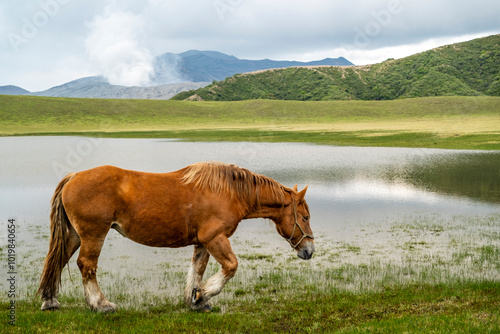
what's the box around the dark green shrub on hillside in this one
[172,35,500,101]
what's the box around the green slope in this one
[1,95,499,150]
[173,34,500,101]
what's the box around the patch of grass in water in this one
[477,245,500,268]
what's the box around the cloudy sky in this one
[1,0,499,91]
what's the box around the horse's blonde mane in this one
[181,161,286,204]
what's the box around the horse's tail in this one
[36,172,77,300]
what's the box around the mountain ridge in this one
[173,34,500,101]
[1,51,352,99]
[152,50,352,84]
[0,85,30,96]
[28,76,209,100]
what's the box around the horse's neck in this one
[244,187,288,220]
[244,206,279,220]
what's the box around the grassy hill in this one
[173,34,500,101]
[1,94,499,150]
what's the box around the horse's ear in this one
[292,184,298,192]
[297,186,308,201]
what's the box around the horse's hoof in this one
[191,287,203,305]
[41,299,61,311]
[96,302,117,313]
[192,302,212,312]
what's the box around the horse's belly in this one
[111,216,193,248]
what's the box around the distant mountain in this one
[1,51,353,99]
[152,50,353,84]
[0,85,29,95]
[173,34,500,101]
[29,76,209,100]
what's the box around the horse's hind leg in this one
[184,245,210,309]
[77,229,116,313]
[41,224,81,310]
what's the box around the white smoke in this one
[85,8,154,87]
[151,53,186,85]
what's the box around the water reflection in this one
[259,149,500,205]
[1,137,499,227]
[400,153,500,203]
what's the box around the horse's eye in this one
[302,216,309,222]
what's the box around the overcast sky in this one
[1,0,499,91]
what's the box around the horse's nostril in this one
[306,250,313,259]
[298,247,314,260]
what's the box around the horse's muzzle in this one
[297,241,315,260]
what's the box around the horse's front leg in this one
[190,234,238,311]
[184,244,210,307]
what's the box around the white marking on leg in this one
[84,280,102,310]
[201,271,228,299]
[83,280,116,312]
[185,263,197,304]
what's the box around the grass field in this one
[2,213,499,333]
[2,282,499,333]
[1,95,499,149]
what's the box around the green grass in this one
[96,129,500,150]
[2,213,498,332]
[14,129,500,150]
[2,282,498,333]
[1,95,499,150]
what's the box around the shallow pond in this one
[1,137,499,308]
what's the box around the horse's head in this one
[275,185,315,260]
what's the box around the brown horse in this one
[37,161,314,312]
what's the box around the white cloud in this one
[85,6,154,86]
[299,31,500,66]
[0,0,499,90]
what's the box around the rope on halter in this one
[287,199,314,249]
